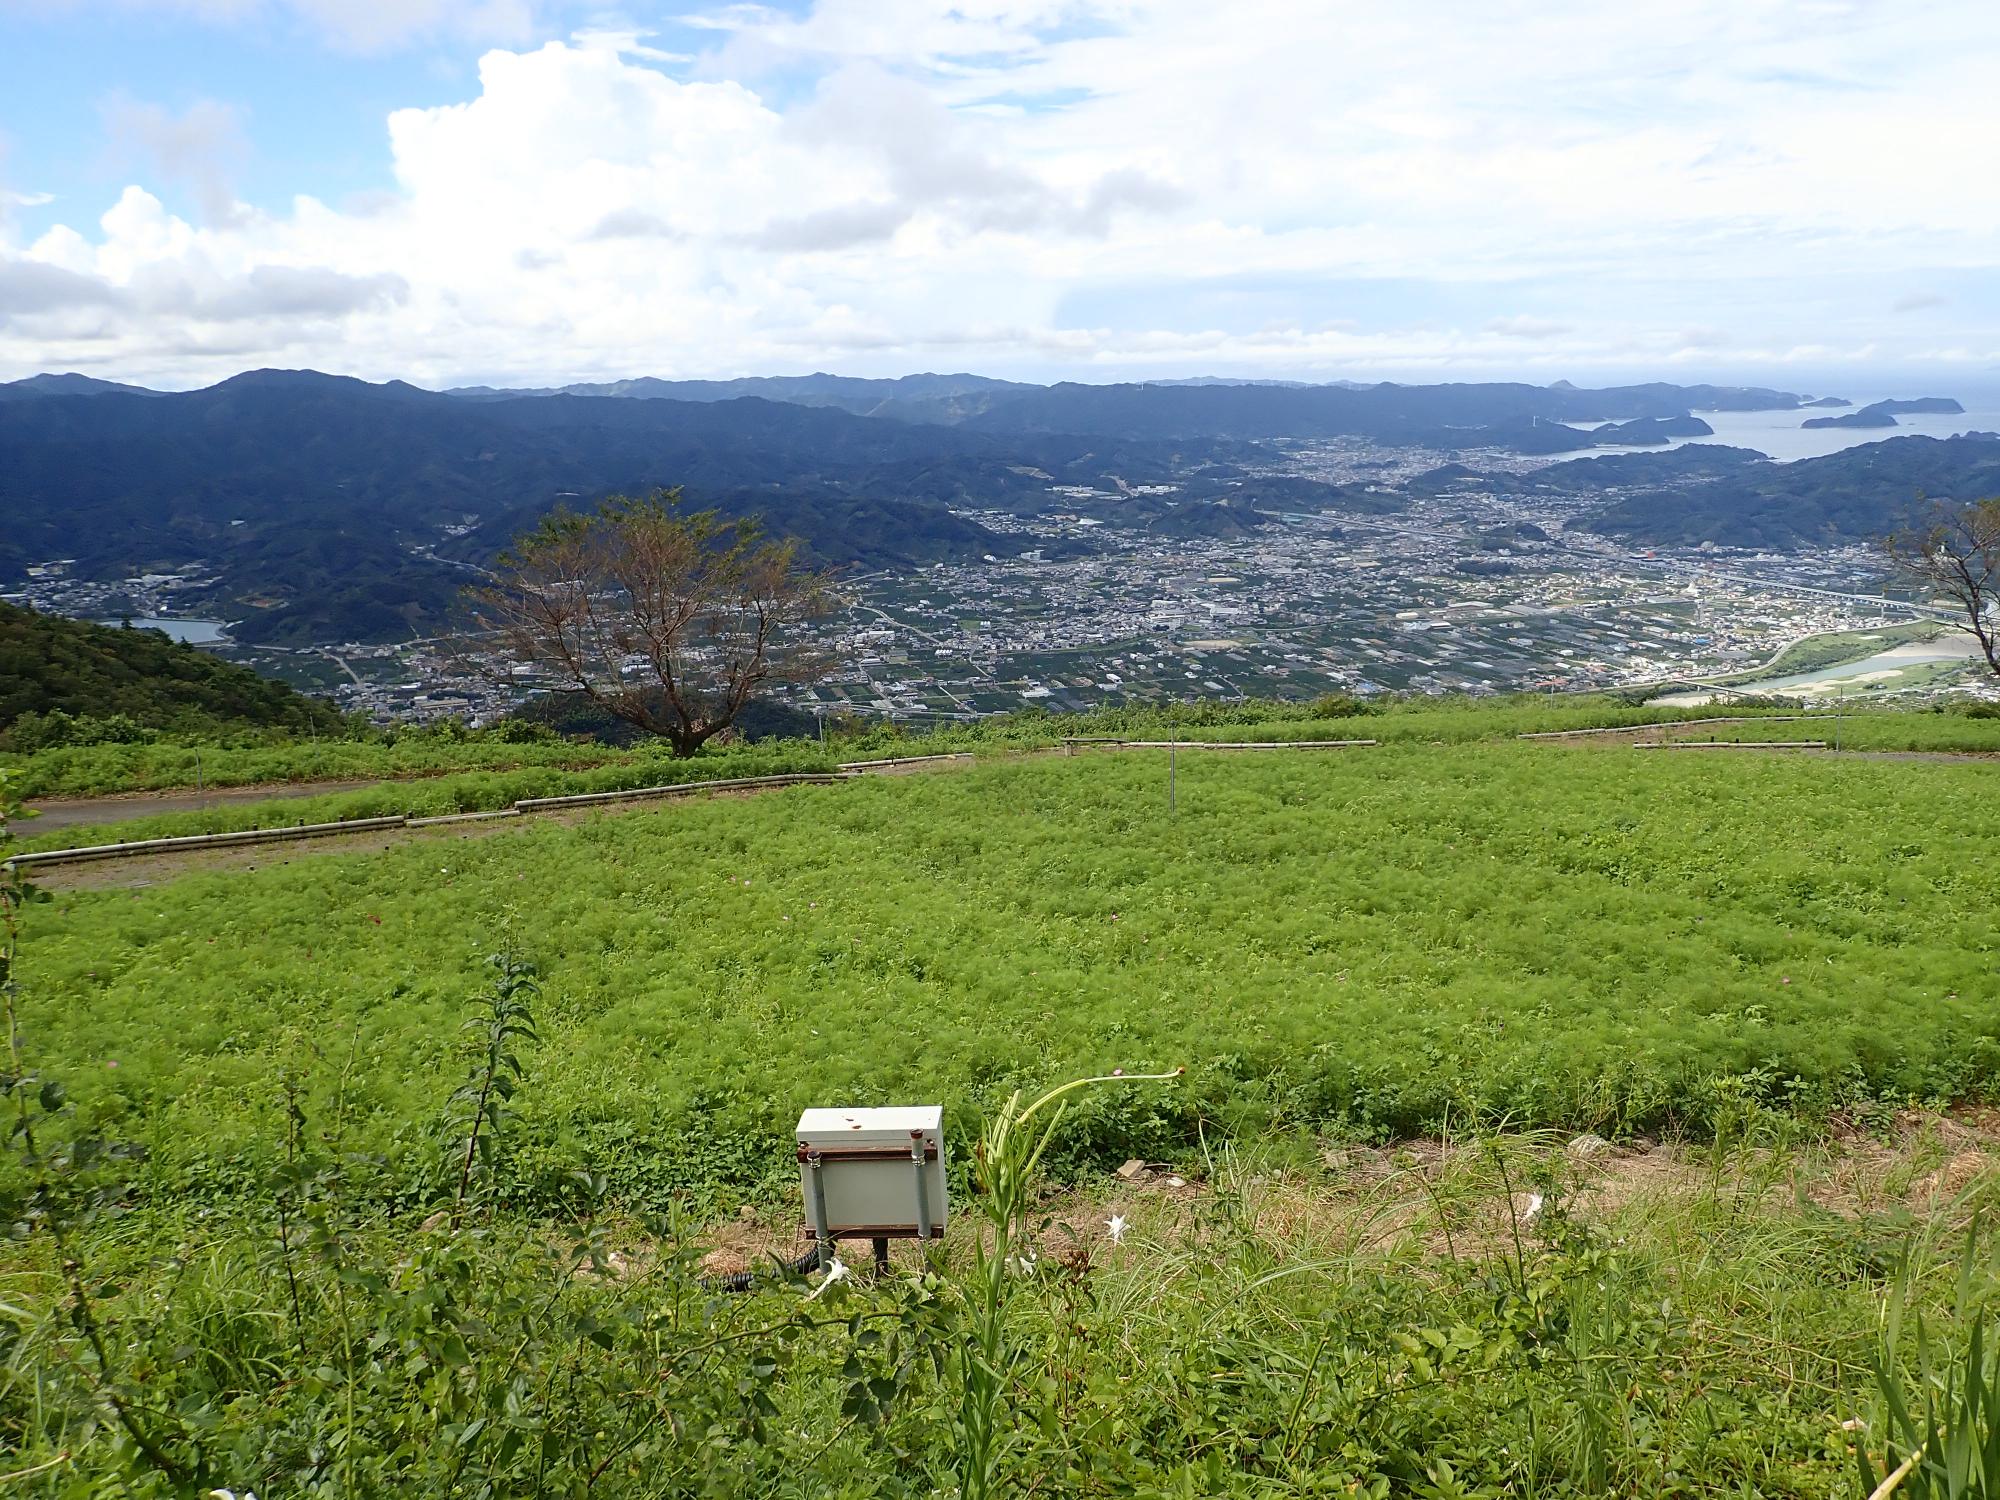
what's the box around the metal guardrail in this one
[513,773,849,811]
[8,772,858,869]
[1632,740,1828,751]
[1518,716,1822,740]
[839,753,976,771]
[1061,737,1377,752]
[4,815,410,868]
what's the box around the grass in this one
[0,730,654,799]
[12,694,1999,856]
[6,740,839,854]
[15,743,1999,1210]
[9,725,2000,1494]
[8,1102,1999,1495]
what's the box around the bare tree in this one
[1883,498,2000,682]
[466,489,837,756]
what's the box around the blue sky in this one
[3,1,1998,390]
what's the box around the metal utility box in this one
[796,1105,947,1242]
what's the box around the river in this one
[1651,634,1982,706]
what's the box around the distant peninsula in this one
[1802,396,1964,430]
[1873,397,1965,415]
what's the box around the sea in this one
[1576,395,2000,464]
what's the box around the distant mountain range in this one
[5,367,1829,450]
[1,366,1989,645]
[0,371,166,401]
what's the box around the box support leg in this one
[806,1150,832,1267]
[911,1131,933,1242]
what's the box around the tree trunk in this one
[666,723,719,757]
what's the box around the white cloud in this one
[5,2,2000,385]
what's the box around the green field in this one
[8,724,2000,1496]
[13,693,1998,857]
[0,728,652,799]
[20,743,1999,1204]
[6,739,840,853]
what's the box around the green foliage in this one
[1861,1228,2000,1498]
[3,709,157,752]
[0,718,838,805]
[14,744,1999,1215]
[444,954,542,1214]
[952,1069,1183,1499]
[0,601,344,742]
[11,691,2000,810]
[8,739,840,854]
[8,697,2000,1493]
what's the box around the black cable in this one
[705,1242,824,1294]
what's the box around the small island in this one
[1803,407,1899,430]
[1801,396,1964,430]
[1873,397,1964,415]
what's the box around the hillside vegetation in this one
[22,743,1997,1201]
[6,715,2000,1495]
[0,601,344,744]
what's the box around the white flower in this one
[1522,1193,1543,1222]
[1106,1214,1128,1245]
[805,1254,849,1301]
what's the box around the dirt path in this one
[24,779,376,832]
[26,758,991,892]
[689,1107,2000,1279]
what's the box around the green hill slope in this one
[21,742,1993,1201]
[0,600,343,741]
[7,724,1999,1495]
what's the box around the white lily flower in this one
[1106,1214,1128,1245]
[805,1254,849,1301]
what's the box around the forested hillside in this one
[1570,433,2000,546]
[0,601,343,741]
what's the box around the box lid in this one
[797,1105,943,1145]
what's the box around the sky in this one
[2,0,1999,391]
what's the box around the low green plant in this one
[954,1067,1182,1500]
[1861,1226,2000,1498]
